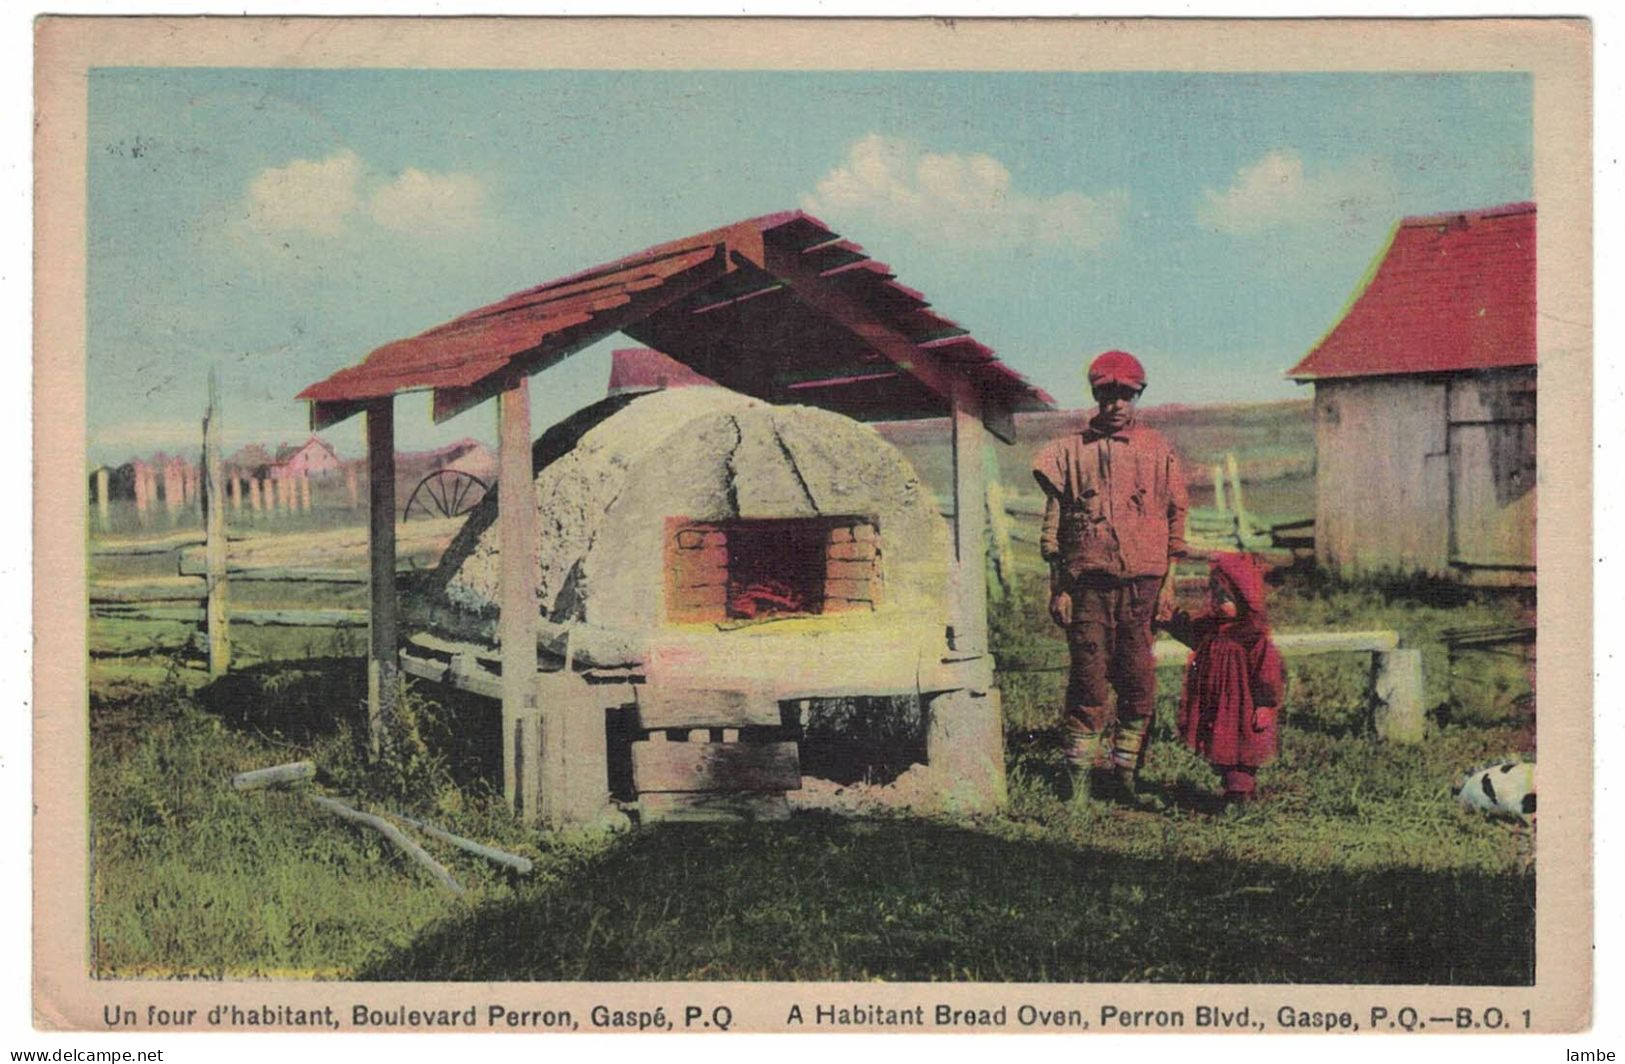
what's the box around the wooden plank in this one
[231,761,315,790]
[366,398,398,759]
[90,605,368,627]
[388,812,534,875]
[307,795,464,896]
[1153,628,1399,667]
[87,618,202,656]
[90,530,207,556]
[635,686,784,729]
[631,740,801,794]
[89,576,207,603]
[638,792,790,823]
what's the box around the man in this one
[1031,350,1188,804]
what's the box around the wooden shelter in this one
[1288,202,1535,585]
[299,211,1053,827]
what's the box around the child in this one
[1161,552,1284,804]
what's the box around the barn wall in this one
[1445,367,1536,579]
[1314,377,1450,575]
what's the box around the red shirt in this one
[1032,420,1189,582]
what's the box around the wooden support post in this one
[94,467,109,529]
[365,398,398,760]
[1225,452,1246,533]
[203,373,230,677]
[1373,648,1425,743]
[536,666,617,829]
[949,384,988,655]
[1212,464,1227,513]
[498,378,543,822]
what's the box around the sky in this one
[85,68,1532,464]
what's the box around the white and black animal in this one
[1453,760,1535,821]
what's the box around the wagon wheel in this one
[404,469,489,520]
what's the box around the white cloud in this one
[1197,149,1398,236]
[803,134,1125,253]
[234,151,489,245]
[242,150,361,237]
[367,167,489,236]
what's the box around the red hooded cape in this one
[1173,553,1285,768]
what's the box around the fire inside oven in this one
[666,515,879,623]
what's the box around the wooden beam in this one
[759,244,1019,443]
[634,685,783,730]
[203,373,230,677]
[366,397,398,760]
[497,379,542,823]
[430,250,730,424]
[631,740,800,794]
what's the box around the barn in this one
[1287,202,1535,585]
[298,211,1053,827]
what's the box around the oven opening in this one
[725,519,827,619]
[666,515,878,624]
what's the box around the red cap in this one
[1087,350,1147,392]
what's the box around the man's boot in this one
[1109,717,1164,810]
[1063,713,1105,802]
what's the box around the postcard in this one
[33,15,1592,1036]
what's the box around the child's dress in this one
[1163,553,1284,799]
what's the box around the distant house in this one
[1287,202,1535,584]
[269,436,340,480]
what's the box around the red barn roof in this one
[299,211,1053,442]
[1288,202,1535,381]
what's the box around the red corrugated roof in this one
[298,211,1053,436]
[1288,202,1535,381]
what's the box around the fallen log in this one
[387,812,533,876]
[306,795,465,896]
[231,761,316,791]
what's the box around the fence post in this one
[300,474,312,513]
[94,467,109,529]
[1372,648,1424,743]
[1225,452,1247,533]
[203,372,230,676]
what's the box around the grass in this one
[87,558,1536,982]
[82,430,1537,984]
